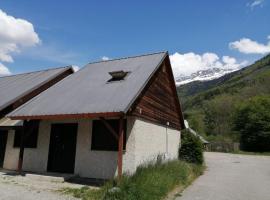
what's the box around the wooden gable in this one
[128,55,184,130]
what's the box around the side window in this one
[14,120,40,148]
[91,119,127,151]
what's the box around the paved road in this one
[177,152,270,200]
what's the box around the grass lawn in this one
[62,160,204,200]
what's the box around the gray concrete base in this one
[25,172,76,183]
[0,169,76,183]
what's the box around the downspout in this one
[166,122,169,157]
[117,116,124,180]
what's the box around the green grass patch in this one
[62,160,204,200]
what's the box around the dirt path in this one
[177,152,270,200]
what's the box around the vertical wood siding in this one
[129,57,183,130]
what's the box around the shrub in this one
[178,130,204,164]
[233,96,270,152]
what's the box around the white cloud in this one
[101,56,109,61]
[0,9,40,75]
[229,36,270,54]
[222,56,236,65]
[247,0,264,8]
[169,52,247,78]
[0,63,11,76]
[222,56,248,69]
[72,65,80,72]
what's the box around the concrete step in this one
[25,173,76,183]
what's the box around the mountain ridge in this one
[176,54,270,140]
[175,67,239,86]
[177,54,270,109]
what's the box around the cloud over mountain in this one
[169,52,246,78]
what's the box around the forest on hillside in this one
[177,54,270,151]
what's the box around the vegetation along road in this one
[177,152,270,200]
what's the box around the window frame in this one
[91,119,127,151]
[13,120,40,149]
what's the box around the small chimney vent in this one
[108,70,129,82]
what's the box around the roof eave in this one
[9,112,125,120]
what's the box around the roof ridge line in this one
[87,51,168,65]
[0,65,72,79]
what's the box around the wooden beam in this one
[10,112,123,121]
[118,117,124,180]
[17,128,25,174]
[99,117,119,140]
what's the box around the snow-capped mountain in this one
[175,67,239,86]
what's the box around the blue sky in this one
[0,0,269,77]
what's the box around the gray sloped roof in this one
[9,52,167,118]
[0,66,73,112]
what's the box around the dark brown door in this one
[0,130,8,168]
[47,124,78,173]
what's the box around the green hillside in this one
[177,54,270,142]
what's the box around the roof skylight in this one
[108,70,129,82]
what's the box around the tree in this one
[233,96,270,152]
[203,95,235,136]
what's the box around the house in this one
[0,66,74,168]
[184,120,209,145]
[6,52,185,179]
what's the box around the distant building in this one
[184,120,209,145]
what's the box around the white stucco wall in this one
[130,118,180,168]
[74,119,118,179]
[3,117,180,179]
[23,121,51,172]
[73,117,138,179]
[3,130,19,170]
[75,117,180,178]
[3,119,121,179]
[3,121,51,172]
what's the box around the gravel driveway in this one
[177,152,270,200]
[0,171,82,200]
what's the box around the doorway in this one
[0,130,8,168]
[47,123,78,173]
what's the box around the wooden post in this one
[17,128,25,174]
[118,117,124,180]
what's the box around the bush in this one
[233,96,270,152]
[178,130,204,164]
[63,160,204,200]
